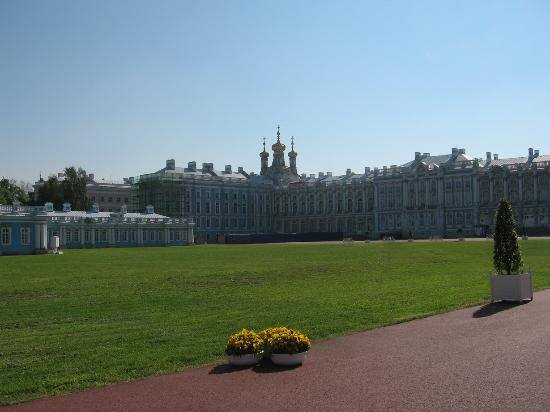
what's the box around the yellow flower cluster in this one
[225,329,263,356]
[259,326,311,355]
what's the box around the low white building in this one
[0,202,194,255]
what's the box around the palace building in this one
[134,127,550,242]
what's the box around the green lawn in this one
[1,240,549,405]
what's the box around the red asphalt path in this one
[6,290,550,411]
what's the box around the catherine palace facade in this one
[134,127,550,242]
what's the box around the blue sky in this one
[1,0,549,182]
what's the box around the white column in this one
[138,227,143,245]
[109,227,115,245]
[42,224,48,249]
[34,223,41,249]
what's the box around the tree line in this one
[1,166,91,211]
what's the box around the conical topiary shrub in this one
[493,198,523,275]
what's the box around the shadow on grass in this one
[209,358,301,375]
[473,301,526,318]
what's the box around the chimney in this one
[310,174,316,178]
[493,154,498,160]
[62,202,71,212]
[486,152,492,162]
[145,205,155,214]
[534,149,540,158]
[45,202,54,212]
[188,161,197,172]
[88,173,95,181]
[120,204,128,214]
[365,167,371,174]
[373,167,379,176]
[415,152,421,160]
[346,168,352,176]
[319,172,325,178]
[225,165,232,174]
[301,173,307,178]
[423,153,430,158]
[452,147,458,156]
[459,148,466,155]
[237,166,244,174]
[202,163,213,173]
[326,172,332,177]
[166,159,175,170]
[529,148,534,159]
[91,203,99,213]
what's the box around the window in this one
[158,231,163,241]
[175,231,181,241]
[150,231,155,241]
[85,230,91,242]
[1,226,11,245]
[124,198,129,203]
[206,202,210,214]
[115,230,120,242]
[20,225,30,245]
[73,229,80,243]
[196,202,201,213]
[170,231,174,241]
[131,230,136,242]
[122,231,128,241]
[91,196,96,201]
[108,197,113,202]
[65,230,71,243]
[215,202,220,214]
[95,230,100,242]
[117,197,121,203]
[224,203,229,214]
[101,197,105,202]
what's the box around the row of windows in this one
[1,225,30,246]
[89,196,130,203]
[196,217,248,229]
[196,202,248,215]
[49,229,186,244]
[378,210,475,230]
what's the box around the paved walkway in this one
[7,290,550,411]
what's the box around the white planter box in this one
[271,352,308,366]
[490,272,533,302]
[226,352,262,366]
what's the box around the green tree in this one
[0,178,30,205]
[36,167,91,210]
[36,176,64,209]
[493,198,523,275]
[61,167,91,211]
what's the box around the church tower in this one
[271,125,286,169]
[260,137,269,175]
[288,136,298,175]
